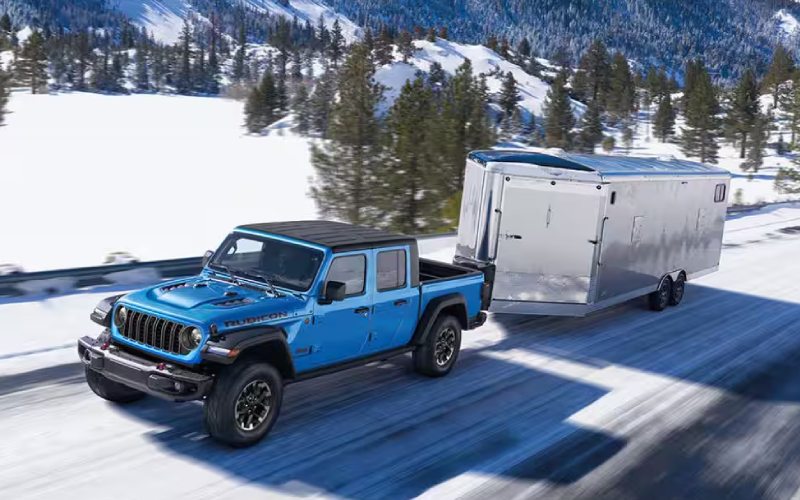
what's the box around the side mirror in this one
[321,281,347,303]
[202,250,214,267]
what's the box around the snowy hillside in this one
[375,39,565,120]
[111,0,360,43]
[0,92,316,271]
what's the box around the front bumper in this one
[78,335,213,402]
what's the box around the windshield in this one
[210,233,324,292]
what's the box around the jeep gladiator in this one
[79,221,489,447]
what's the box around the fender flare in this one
[202,326,296,378]
[410,293,468,346]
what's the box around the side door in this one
[305,252,372,369]
[368,247,419,353]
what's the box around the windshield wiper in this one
[244,270,280,297]
[212,264,240,285]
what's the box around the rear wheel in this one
[669,272,687,306]
[204,361,283,447]
[648,276,673,312]
[413,314,462,377]
[85,367,145,404]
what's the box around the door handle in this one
[393,299,408,306]
[354,307,370,315]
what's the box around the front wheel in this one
[85,367,146,403]
[204,361,283,448]
[413,314,462,377]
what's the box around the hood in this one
[120,275,309,332]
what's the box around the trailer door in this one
[493,178,604,304]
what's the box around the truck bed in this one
[419,258,481,283]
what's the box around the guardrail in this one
[0,201,791,301]
[0,231,457,300]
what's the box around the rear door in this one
[493,177,604,304]
[368,246,418,352]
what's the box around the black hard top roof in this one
[236,220,415,252]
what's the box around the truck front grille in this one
[119,310,189,355]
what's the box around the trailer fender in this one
[411,294,468,346]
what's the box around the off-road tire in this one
[413,314,462,377]
[669,272,687,306]
[204,361,283,448]
[85,366,146,403]
[648,276,673,312]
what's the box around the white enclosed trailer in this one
[454,150,731,316]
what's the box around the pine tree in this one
[543,72,575,149]
[135,41,149,91]
[742,112,769,173]
[232,23,246,84]
[292,83,310,134]
[398,30,414,63]
[374,26,393,66]
[0,68,9,126]
[276,70,288,116]
[763,43,795,109]
[607,52,635,123]
[577,99,603,152]
[574,39,611,107]
[776,166,800,193]
[498,71,519,119]
[244,72,279,133]
[653,93,676,142]
[383,76,441,232]
[207,25,220,94]
[316,15,329,56]
[681,61,720,163]
[786,77,800,147]
[727,68,759,158]
[438,27,448,40]
[244,84,266,133]
[176,19,193,94]
[310,63,337,136]
[15,30,48,94]
[516,37,531,59]
[440,59,493,192]
[311,44,385,225]
[327,19,344,68]
[426,27,436,43]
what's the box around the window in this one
[326,255,366,296]
[714,183,726,203]
[377,250,407,291]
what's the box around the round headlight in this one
[114,306,127,329]
[180,327,203,351]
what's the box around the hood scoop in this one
[161,282,188,292]
[215,297,254,307]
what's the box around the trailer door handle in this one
[503,234,522,240]
[393,299,408,306]
[354,307,370,316]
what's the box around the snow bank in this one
[0,92,317,271]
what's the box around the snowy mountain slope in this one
[374,39,574,120]
[111,0,359,43]
[112,0,188,43]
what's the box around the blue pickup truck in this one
[79,221,488,446]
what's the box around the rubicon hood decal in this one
[224,311,289,328]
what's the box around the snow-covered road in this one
[1,205,799,499]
